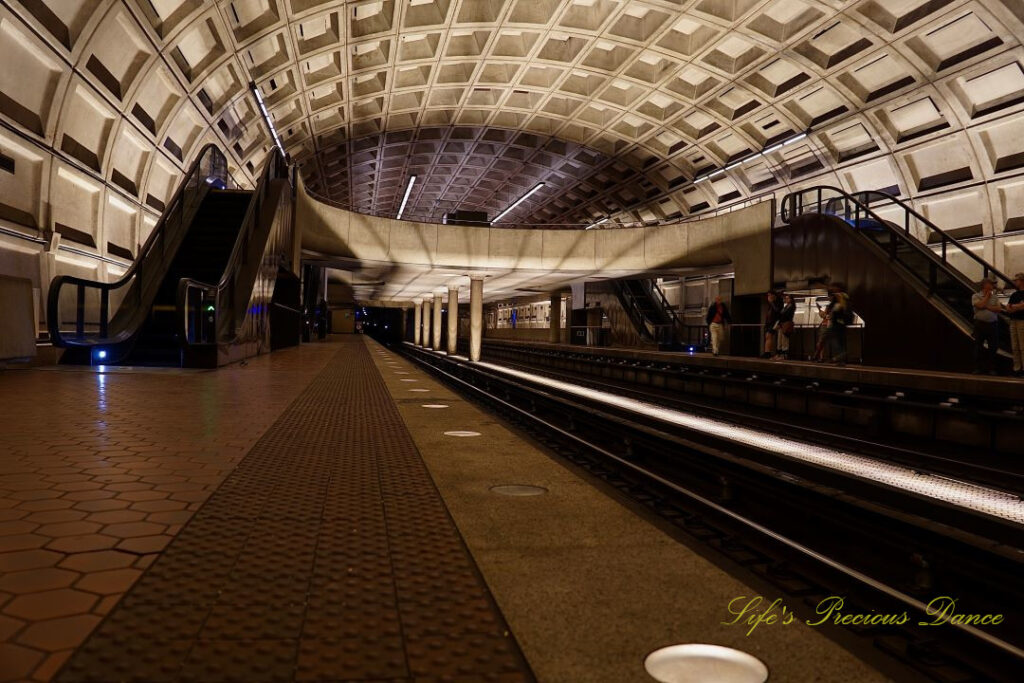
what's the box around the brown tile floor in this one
[55,336,532,682]
[0,344,339,682]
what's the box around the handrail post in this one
[816,187,821,214]
[76,285,85,339]
[99,289,109,338]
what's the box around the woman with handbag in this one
[774,294,796,360]
[762,291,782,358]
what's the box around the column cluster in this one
[409,277,483,362]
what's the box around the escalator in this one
[128,190,251,365]
[778,186,1015,372]
[47,145,297,367]
[612,278,684,349]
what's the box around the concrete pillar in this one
[413,301,421,345]
[422,299,432,348]
[432,293,443,351]
[400,306,408,341]
[469,277,483,362]
[549,293,561,344]
[447,286,459,354]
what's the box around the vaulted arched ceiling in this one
[1,0,1023,271]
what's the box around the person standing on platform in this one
[762,291,782,358]
[774,293,796,361]
[1006,273,1024,377]
[705,295,731,356]
[972,276,1002,374]
[828,284,850,365]
[814,297,831,362]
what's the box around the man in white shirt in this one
[971,276,1002,374]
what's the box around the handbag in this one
[780,321,795,335]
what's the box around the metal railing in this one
[780,186,1015,291]
[781,185,1015,356]
[47,144,236,353]
[612,279,685,346]
[178,149,291,352]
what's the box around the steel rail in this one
[481,351,1024,496]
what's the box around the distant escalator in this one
[612,278,684,349]
[778,186,1014,372]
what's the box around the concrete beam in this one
[297,179,774,296]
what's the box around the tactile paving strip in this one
[57,338,534,682]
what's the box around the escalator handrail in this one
[216,150,288,294]
[780,185,1015,289]
[611,280,651,340]
[46,144,233,347]
[650,280,684,342]
[176,149,290,347]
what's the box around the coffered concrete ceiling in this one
[2,0,1024,279]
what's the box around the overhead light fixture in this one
[397,175,417,220]
[492,182,545,223]
[585,217,610,230]
[688,130,809,187]
[250,82,284,156]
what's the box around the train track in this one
[399,343,1024,683]
[480,344,1024,496]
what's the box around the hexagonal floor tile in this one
[0,549,63,572]
[0,568,78,594]
[102,522,166,539]
[3,588,97,620]
[45,534,119,554]
[58,550,136,573]
[16,613,101,651]
[74,568,142,595]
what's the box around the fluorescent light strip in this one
[396,174,417,220]
[491,182,545,223]
[688,131,809,185]
[585,216,610,230]
[468,357,1024,524]
[251,83,284,156]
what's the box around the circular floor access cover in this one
[490,485,548,497]
[443,430,481,437]
[644,644,768,683]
